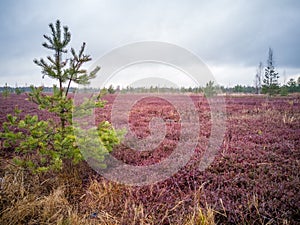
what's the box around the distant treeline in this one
[105,83,300,95]
[1,82,299,95]
[0,86,77,94]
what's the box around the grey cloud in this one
[0,0,299,86]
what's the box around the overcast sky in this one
[0,0,299,88]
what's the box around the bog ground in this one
[0,93,300,224]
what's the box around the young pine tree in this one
[262,48,280,95]
[203,80,217,97]
[0,20,122,172]
[33,20,99,131]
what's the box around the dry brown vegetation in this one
[0,163,215,225]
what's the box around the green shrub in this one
[15,87,23,95]
[2,83,10,98]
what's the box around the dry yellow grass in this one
[0,163,215,225]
